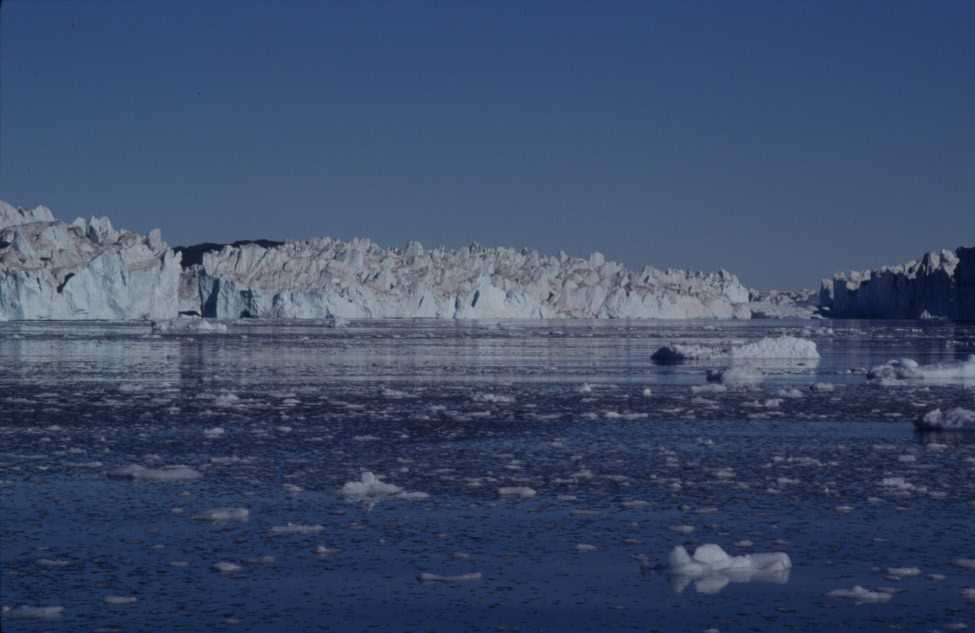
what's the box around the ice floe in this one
[868,356,975,384]
[109,464,202,482]
[268,523,324,536]
[417,572,482,583]
[915,408,975,431]
[193,507,250,522]
[5,605,65,620]
[668,543,791,595]
[498,486,537,498]
[826,586,894,603]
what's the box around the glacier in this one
[1,200,753,321]
[0,201,180,320]
[819,246,975,321]
[181,236,751,320]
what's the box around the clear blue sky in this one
[1,1,972,288]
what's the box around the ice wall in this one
[0,202,181,320]
[819,247,973,321]
[182,238,751,320]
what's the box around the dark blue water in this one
[2,319,974,632]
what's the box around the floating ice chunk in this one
[6,605,64,620]
[398,491,430,501]
[109,464,202,482]
[953,559,975,570]
[707,367,763,386]
[886,567,921,578]
[670,525,696,534]
[472,393,515,404]
[203,427,225,439]
[668,544,791,594]
[964,588,975,602]
[730,337,820,360]
[37,558,72,568]
[576,543,598,552]
[213,392,240,407]
[642,387,653,398]
[104,595,137,605]
[826,586,893,603]
[498,486,536,498]
[212,561,243,573]
[915,408,975,431]
[869,355,975,384]
[652,344,719,364]
[193,507,250,522]
[417,572,482,583]
[268,523,324,536]
[341,471,402,499]
[578,383,594,394]
[152,317,228,334]
[313,545,338,557]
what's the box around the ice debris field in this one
[1,318,974,632]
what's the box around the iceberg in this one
[914,407,975,431]
[668,544,791,594]
[820,246,975,321]
[0,201,181,320]
[868,356,975,384]
[652,337,819,365]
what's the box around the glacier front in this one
[819,247,975,321]
[0,201,180,320]
[179,237,752,320]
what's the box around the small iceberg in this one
[915,407,975,431]
[108,464,202,482]
[668,544,791,594]
[826,586,894,604]
[193,507,250,522]
[869,355,975,384]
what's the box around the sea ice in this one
[417,572,482,583]
[826,586,893,603]
[104,596,137,605]
[109,464,202,482]
[707,367,764,386]
[6,605,64,620]
[268,523,324,536]
[193,507,250,522]
[498,486,537,498]
[212,561,243,573]
[868,356,975,384]
[341,471,403,499]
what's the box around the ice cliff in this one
[0,201,180,320]
[179,237,751,320]
[0,199,812,321]
[819,247,975,321]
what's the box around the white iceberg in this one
[915,407,975,431]
[5,605,64,620]
[109,464,202,482]
[707,367,764,386]
[826,586,894,603]
[193,507,250,522]
[668,544,791,594]
[869,356,975,384]
[730,336,820,360]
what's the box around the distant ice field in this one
[1,319,973,632]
